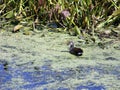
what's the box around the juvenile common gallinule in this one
[68,41,83,56]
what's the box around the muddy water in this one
[0,31,120,90]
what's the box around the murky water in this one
[0,31,120,90]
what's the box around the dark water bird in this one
[68,41,83,56]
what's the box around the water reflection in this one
[76,85,105,90]
[0,64,12,84]
[0,62,119,89]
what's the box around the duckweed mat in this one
[0,31,120,90]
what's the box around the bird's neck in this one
[69,43,74,51]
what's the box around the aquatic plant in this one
[0,0,119,36]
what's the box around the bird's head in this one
[67,41,74,50]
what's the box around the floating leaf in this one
[13,25,23,33]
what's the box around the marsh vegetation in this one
[0,0,120,37]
